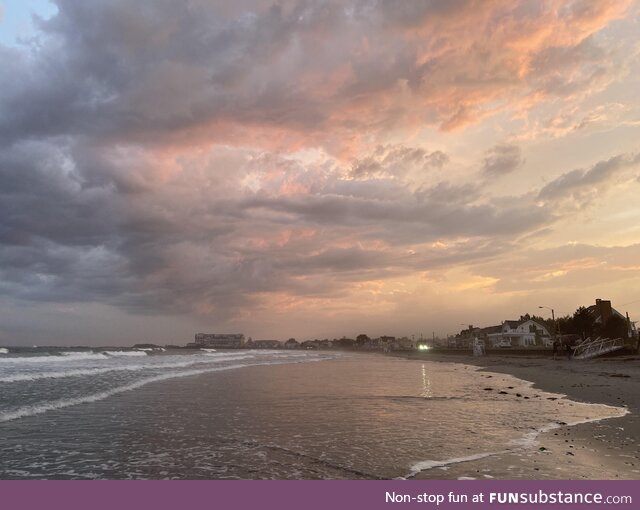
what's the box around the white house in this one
[487,319,552,348]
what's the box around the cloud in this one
[349,144,449,180]
[482,144,524,176]
[537,152,640,206]
[0,0,634,150]
[473,242,640,295]
[0,0,638,341]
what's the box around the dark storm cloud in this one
[0,0,635,327]
[1,0,629,145]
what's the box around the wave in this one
[102,351,148,357]
[405,404,629,479]
[203,352,254,358]
[0,358,318,423]
[0,354,256,383]
[0,352,108,363]
[406,451,507,478]
[0,348,8,354]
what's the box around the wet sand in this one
[392,351,640,479]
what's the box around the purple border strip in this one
[1,480,638,510]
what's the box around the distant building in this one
[192,333,245,348]
[252,340,281,349]
[391,337,416,351]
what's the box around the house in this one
[479,325,502,345]
[487,319,552,348]
[452,326,479,349]
[586,299,635,338]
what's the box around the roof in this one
[585,305,625,321]
[503,320,521,328]
[503,318,550,333]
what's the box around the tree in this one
[556,315,576,335]
[572,307,596,339]
[334,337,355,348]
[599,315,628,339]
[355,334,370,346]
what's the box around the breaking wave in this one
[0,354,255,383]
[102,351,148,357]
[0,357,322,423]
[0,352,108,363]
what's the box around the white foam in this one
[0,352,107,363]
[203,352,254,359]
[509,406,630,450]
[103,351,148,357]
[0,354,256,383]
[405,396,629,479]
[407,450,508,478]
[0,358,323,423]
[201,348,217,352]
[0,348,8,354]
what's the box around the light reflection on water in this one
[421,363,432,398]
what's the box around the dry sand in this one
[394,351,640,479]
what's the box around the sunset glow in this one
[1,0,639,345]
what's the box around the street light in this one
[538,305,558,341]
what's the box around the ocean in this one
[0,348,626,479]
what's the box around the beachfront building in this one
[193,333,245,348]
[452,326,480,349]
[487,319,552,348]
[390,337,416,351]
[586,298,636,338]
[480,325,502,346]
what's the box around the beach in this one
[1,348,638,479]
[396,351,640,479]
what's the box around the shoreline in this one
[390,351,640,479]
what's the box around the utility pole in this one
[629,312,640,353]
[539,305,557,345]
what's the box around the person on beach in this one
[553,339,559,360]
[565,341,572,360]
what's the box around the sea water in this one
[0,349,625,479]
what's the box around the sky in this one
[1,0,639,346]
